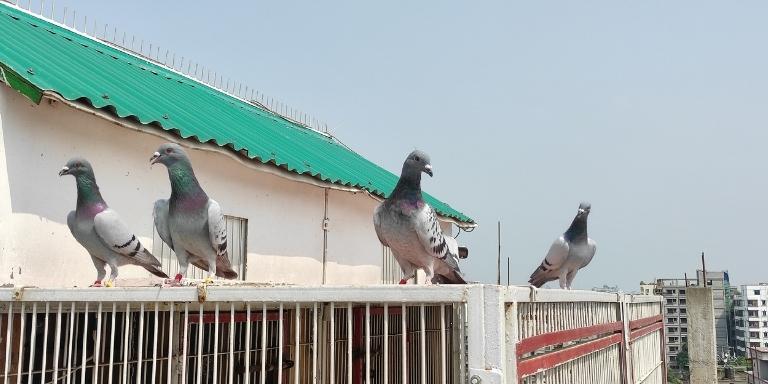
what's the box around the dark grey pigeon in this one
[151,143,238,284]
[529,202,597,289]
[59,158,168,287]
[373,150,468,284]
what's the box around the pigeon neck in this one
[74,173,106,208]
[167,162,207,200]
[390,167,423,202]
[564,215,588,242]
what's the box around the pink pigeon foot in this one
[89,281,103,287]
[399,279,408,285]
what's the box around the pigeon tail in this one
[143,265,170,279]
[433,270,467,284]
[215,254,239,279]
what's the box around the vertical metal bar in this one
[151,303,159,384]
[4,302,13,384]
[312,302,318,384]
[229,303,235,384]
[181,303,189,384]
[329,302,335,384]
[420,304,426,384]
[53,302,63,384]
[16,302,26,384]
[295,303,300,384]
[122,304,130,384]
[66,302,75,384]
[93,302,102,383]
[260,304,266,384]
[213,302,219,383]
[196,305,203,384]
[365,303,370,384]
[80,302,89,384]
[40,303,50,384]
[440,304,446,384]
[167,303,174,384]
[108,303,116,383]
[402,304,407,384]
[245,303,251,384]
[278,303,284,384]
[384,303,389,384]
[347,303,352,384]
[136,303,144,384]
[25,303,37,384]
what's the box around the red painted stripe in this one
[629,314,662,331]
[516,321,623,357]
[630,322,663,342]
[518,333,623,379]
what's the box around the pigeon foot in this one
[104,280,115,288]
[89,281,103,287]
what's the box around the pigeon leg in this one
[558,271,568,289]
[169,250,191,286]
[565,269,578,290]
[423,265,435,286]
[204,264,216,285]
[91,255,107,288]
[105,263,119,288]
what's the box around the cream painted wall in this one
[0,85,411,287]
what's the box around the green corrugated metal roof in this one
[0,4,474,224]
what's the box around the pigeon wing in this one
[93,208,162,268]
[414,204,460,269]
[372,203,389,247]
[207,199,238,279]
[153,199,174,251]
[528,235,570,287]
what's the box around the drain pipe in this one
[322,188,329,284]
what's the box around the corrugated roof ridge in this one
[0,0,333,136]
[0,2,476,224]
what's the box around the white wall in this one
[0,85,395,287]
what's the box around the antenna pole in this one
[701,251,706,287]
[497,221,501,285]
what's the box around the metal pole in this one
[497,221,501,285]
[701,251,706,287]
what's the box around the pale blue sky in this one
[55,1,768,289]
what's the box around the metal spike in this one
[40,0,44,15]
[113,27,117,43]
[83,15,86,33]
[165,50,170,65]
[50,0,54,20]
[62,7,66,26]
[92,19,96,37]
[103,24,108,39]
[71,10,75,29]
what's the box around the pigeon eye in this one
[414,156,421,162]
[165,148,173,154]
[75,162,81,168]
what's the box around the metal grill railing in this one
[0,285,663,384]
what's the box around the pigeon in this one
[59,158,168,287]
[373,150,468,284]
[528,202,597,289]
[150,143,238,284]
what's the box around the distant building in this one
[748,347,768,384]
[734,284,768,356]
[641,270,731,370]
[592,284,620,293]
[695,270,732,354]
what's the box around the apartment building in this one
[643,270,731,369]
[734,284,768,355]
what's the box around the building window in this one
[680,318,687,324]
[667,308,677,314]
[679,299,687,305]
[153,215,248,280]
[680,308,687,314]
[679,289,686,295]
[755,290,761,295]
[668,337,679,343]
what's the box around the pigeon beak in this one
[424,164,433,177]
[150,152,161,165]
[578,208,587,215]
[58,166,69,176]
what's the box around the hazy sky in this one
[50,1,768,290]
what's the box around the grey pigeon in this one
[529,202,597,289]
[373,150,468,284]
[150,143,238,284]
[59,158,168,287]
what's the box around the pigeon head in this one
[577,202,591,218]
[403,150,433,177]
[150,143,189,167]
[58,157,94,178]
